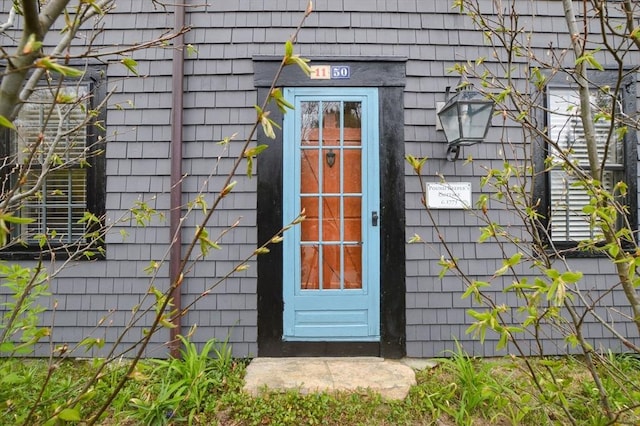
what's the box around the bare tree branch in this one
[0,3,17,33]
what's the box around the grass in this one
[1,343,639,425]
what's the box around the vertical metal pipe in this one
[169,1,186,358]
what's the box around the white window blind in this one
[547,88,622,241]
[12,85,90,243]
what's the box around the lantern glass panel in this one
[463,102,493,139]
[438,105,460,142]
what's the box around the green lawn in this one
[1,341,639,425]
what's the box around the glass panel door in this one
[282,88,379,341]
[299,100,363,290]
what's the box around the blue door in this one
[282,88,380,341]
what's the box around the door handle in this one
[372,211,379,227]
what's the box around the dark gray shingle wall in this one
[1,0,638,358]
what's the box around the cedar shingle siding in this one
[1,0,639,358]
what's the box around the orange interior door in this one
[299,105,362,290]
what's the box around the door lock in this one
[372,211,379,227]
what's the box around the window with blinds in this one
[11,84,91,244]
[547,87,624,242]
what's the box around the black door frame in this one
[254,57,406,358]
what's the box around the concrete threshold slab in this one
[243,357,417,400]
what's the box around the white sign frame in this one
[425,182,472,209]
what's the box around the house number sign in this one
[310,65,351,80]
[425,182,472,209]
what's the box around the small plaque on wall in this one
[425,182,472,209]
[310,65,351,80]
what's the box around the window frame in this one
[0,69,106,259]
[535,71,637,253]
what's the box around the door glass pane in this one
[322,197,341,242]
[343,102,361,193]
[322,102,341,147]
[344,197,361,242]
[301,102,319,146]
[344,245,362,289]
[300,197,318,241]
[343,149,361,193]
[322,244,341,289]
[298,99,364,292]
[301,245,319,289]
[300,150,319,193]
[344,102,362,147]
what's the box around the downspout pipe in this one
[169,1,186,358]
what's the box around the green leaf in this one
[218,132,238,145]
[235,263,250,272]
[565,334,579,348]
[285,40,293,58]
[22,33,43,54]
[143,260,160,275]
[160,315,177,328]
[408,233,422,243]
[496,330,509,350]
[253,247,270,255]
[121,57,139,76]
[149,285,164,301]
[462,280,489,302]
[78,211,100,225]
[35,57,84,77]
[270,88,295,113]
[586,54,604,71]
[57,408,81,422]
[560,271,582,284]
[261,116,276,139]
[53,63,84,77]
[506,252,523,266]
[437,257,454,279]
[0,213,34,225]
[576,51,604,71]
[196,226,221,256]
[545,269,560,280]
[494,253,522,277]
[285,54,312,76]
[246,156,255,177]
[530,66,546,90]
[0,342,15,353]
[0,115,15,130]
[255,106,277,139]
[79,337,105,351]
[244,144,269,158]
[1,373,22,384]
[221,180,236,197]
[405,154,427,175]
[186,44,198,57]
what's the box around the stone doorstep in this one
[243,357,436,401]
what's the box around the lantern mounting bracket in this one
[446,145,461,162]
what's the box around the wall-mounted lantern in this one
[437,85,494,161]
